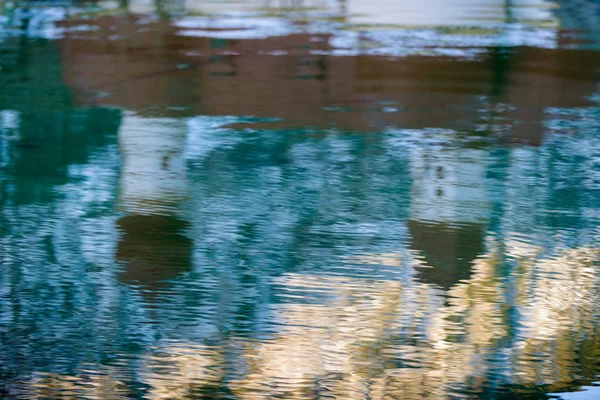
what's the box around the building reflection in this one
[56,13,600,143]
[2,2,600,398]
[115,113,193,295]
[510,246,600,390]
[3,113,600,397]
[408,145,490,289]
[113,0,558,27]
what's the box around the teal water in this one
[1,1,600,399]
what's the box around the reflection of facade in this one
[118,114,188,214]
[343,0,557,26]
[410,147,489,225]
[114,0,557,27]
[510,247,600,388]
[3,110,600,398]
[8,370,129,400]
[139,343,225,399]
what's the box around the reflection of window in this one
[0,110,19,168]
[295,57,327,80]
[436,166,445,179]
[208,54,237,77]
[436,187,444,197]
[210,39,227,50]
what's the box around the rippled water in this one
[1,0,600,399]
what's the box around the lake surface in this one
[1,0,600,398]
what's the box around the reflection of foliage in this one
[140,343,226,399]
[228,245,600,399]
[9,370,129,399]
[29,244,584,400]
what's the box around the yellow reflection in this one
[9,370,128,400]
[231,275,404,399]
[10,245,600,398]
[232,244,600,399]
[139,343,226,399]
[511,247,600,389]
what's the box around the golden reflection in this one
[511,247,600,389]
[10,244,600,398]
[139,343,226,399]
[231,274,404,399]
[9,370,129,399]
[9,345,226,399]
[230,244,600,399]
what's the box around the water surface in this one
[1,1,600,399]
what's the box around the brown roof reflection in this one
[56,15,600,142]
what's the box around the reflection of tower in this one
[116,113,192,293]
[408,146,490,289]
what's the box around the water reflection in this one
[11,369,130,399]
[228,245,600,399]
[116,114,192,296]
[139,342,225,399]
[409,144,490,288]
[105,0,560,28]
[1,1,600,399]
[56,14,600,137]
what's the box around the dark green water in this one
[2,1,600,399]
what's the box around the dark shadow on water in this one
[408,220,486,290]
[116,214,193,293]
